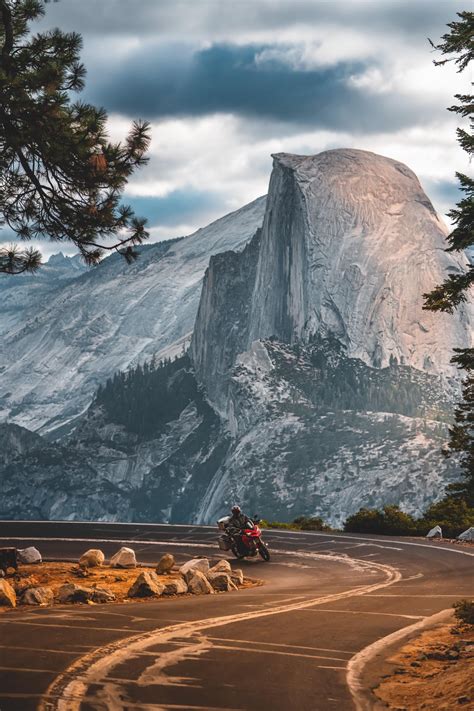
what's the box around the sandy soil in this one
[375,616,474,710]
[1,562,259,610]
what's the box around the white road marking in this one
[211,643,349,663]
[208,637,356,655]
[300,609,424,620]
[38,555,401,711]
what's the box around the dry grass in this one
[375,616,474,710]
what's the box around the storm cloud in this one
[19,0,470,255]
[83,43,437,134]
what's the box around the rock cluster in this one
[127,555,246,598]
[0,547,247,609]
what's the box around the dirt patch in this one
[0,562,261,611]
[375,615,474,710]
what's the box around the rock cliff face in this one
[2,149,473,525]
[0,197,266,433]
[192,150,472,410]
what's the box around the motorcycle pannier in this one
[218,535,231,551]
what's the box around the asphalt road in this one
[0,521,473,711]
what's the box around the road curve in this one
[0,521,472,711]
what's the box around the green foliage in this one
[424,11,473,311]
[421,496,474,538]
[344,505,417,535]
[344,498,474,538]
[260,516,332,532]
[94,354,200,438]
[292,515,331,531]
[0,0,151,273]
[453,598,474,625]
[422,11,474,517]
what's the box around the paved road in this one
[0,521,472,711]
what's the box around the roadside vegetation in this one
[260,516,333,532]
[345,499,474,538]
[263,498,474,538]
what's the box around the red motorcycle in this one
[217,517,270,561]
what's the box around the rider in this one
[228,505,253,532]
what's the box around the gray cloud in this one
[36,0,464,41]
[82,43,439,133]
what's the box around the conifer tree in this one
[424,11,473,504]
[0,0,151,274]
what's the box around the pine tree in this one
[0,0,151,274]
[423,11,474,504]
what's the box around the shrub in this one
[260,516,332,532]
[453,599,474,626]
[292,516,331,532]
[418,497,474,539]
[344,506,417,535]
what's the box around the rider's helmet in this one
[231,505,241,516]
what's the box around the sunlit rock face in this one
[192,149,472,411]
[0,197,266,434]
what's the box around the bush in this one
[260,516,332,532]
[292,516,331,532]
[453,599,474,625]
[344,505,417,535]
[418,497,474,539]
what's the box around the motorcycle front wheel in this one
[258,542,270,561]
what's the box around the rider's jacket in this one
[228,512,252,531]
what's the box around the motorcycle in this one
[217,516,270,561]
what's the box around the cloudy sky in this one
[27,0,471,256]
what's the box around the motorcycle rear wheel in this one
[231,544,245,559]
[258,542,270,561]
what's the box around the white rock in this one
[110,547,137,568]
[128,572,164,598]
[163,578,188,595]
[17,546,42,564]
[208,560,232,575]
[426,525,443,539]
[458,527,474,541]
[179,558,210,579]
[186,570,214,595]
[21,586,54,606]
[230,569,244,585]
[208,572,238,592]
[79,549,105,568]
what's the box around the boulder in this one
[208,572,238,592]
[208,559,232,575]
[156,553,175,574]
[230,569,244,586]
[179,558,210,580]
[79,549,105,568]
[0,579,16,607]
[92,587,116,603]
[21,586,54,606]
[186,570,214,595]
[162,578,188,595]
[57,583,93,603]
[110,547,137,568]
[128,571,165,598]
[17,546,42,565]
[426,525,442,539]
[458,527,474,541]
